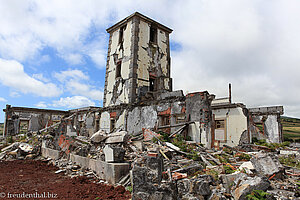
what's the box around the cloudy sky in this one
[0,0,299,122]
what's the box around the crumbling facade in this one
[3,105,67,137]
[103,12,172,107]
[211,97,248,148]
[248,106,284,143]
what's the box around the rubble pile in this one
[1,127,300,200]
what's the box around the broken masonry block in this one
[143,128,160,141]
[250,152,284,178]
[232,176,270,200]
[90,130,108,143]
[103,145,125,163]
[18,143,33,155]
[105,131,129,144]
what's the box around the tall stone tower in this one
[103,12,173,107]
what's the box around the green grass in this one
[0,123,3,135]
[281,116,300,142]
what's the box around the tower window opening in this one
[150,25,157,43]
[116,62,121,78]
[149,77,155,91]
[119,25,126,44]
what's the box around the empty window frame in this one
[149,77,155,91]
[176,115,185,124]
[119,25,126,44]
[116,62,121,78]
[110,118,116,132]
[215,119,226,142]
[160,115,170,126]
[149,25,157,43]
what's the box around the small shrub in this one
[7,136,14,144]
[224,165,235,174]
[126,186,133,193]
[187,150,200,161]
[172,135,189,152]
[279,155,300,169]
[216,154,230,163]
[236,153,251,161]
[223,147,233,155]
[246,190,271,200]
[206,169,219,181]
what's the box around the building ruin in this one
[2,12,284,149]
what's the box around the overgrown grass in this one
[223,165,235,174]
[253,138,290,150]
[0,123,3,136]
[279,154,300,169]
[281,116,300,142]
[246,190,272,200]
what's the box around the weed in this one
[187,150,200,161]
[206,169,219,181]
[236,153,251,161]
[224,165,235,174]
[172,135,189,152]
[216,154,230,163]
[6,136,14,144]
[279,155,300,169]
[246,190,271,200]
[223,147,233,155]
[254,139,291,150]
[126,186,133,193]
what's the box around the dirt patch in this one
[0,160,131,200]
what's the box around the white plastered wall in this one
[212,107,247,147]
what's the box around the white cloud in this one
[52,96,95,108]
[1,0,300,117]
[61,53,84,65]
[54,69,89,82]
[54,69,103,101]
[0,58,61,97]
[32,73,50,82]
[0,97,6,102]
[9,91,21,98]
[0,0,111,66]
[35,101,47,108]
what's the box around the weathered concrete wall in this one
[212,106,248,147]
[136,20,171,94]
[99,111,110,133]
[69,153,129,184]
[3,105,67,136]
[41,147,60,160]
[127,106,157,135]
[103,13,172,107]
[185,92,213,148]
[264,115,281,143]
[41,146,129,185]
[249,106,284,143]
[104,18,133,107]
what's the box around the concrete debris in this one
[105,131,129,144]
[103,145,125,163]
[90,130,108,143]
[250,152,284,177]
[18,143,33,154]
[238,161,255,174]
[232,176,270,200]
[0,114,299,200]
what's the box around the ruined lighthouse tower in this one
[103,12,173,107]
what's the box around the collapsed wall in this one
[2,105,68,137]
[66,91,214,148]
[248,106,284,143]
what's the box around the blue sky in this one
[1,0,300,122]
